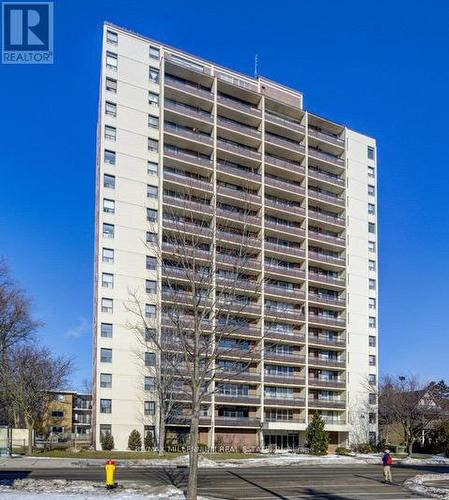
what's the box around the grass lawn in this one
[206,453,265,460]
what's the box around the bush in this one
[305,413,329,455]
[144,432,154,452]
[128,430,142,451]
[335,447,351,456]
[352,442,372,454]
[101,433,114,451]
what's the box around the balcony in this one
[308,230,345,247]
[217,299,261,316]
[165,75,213,100]
[308,188,345,207]
[308,127,344,147]
[217,207,260,227]
[164,122,213,145]
[265,155,305,175]
[265,264,305,280]
[164,99,213,123]
[309,210,345,228]
[265,220,305,237]
[264,241,305,259]
[162,242,210,261]
[162,218,212,238]
[265,112,305,133]
[264,397,305,407]
[164,146,213,169]
[215,394,261,405]
[264,330,305,343]
[215,371,260,383]
[264,351,305,364]
[308,147,345,167]
[308,399,346,409]
[308,334,346,348]
[308,167,344,187]
[308,272,345,287]
[217,230,261,248]
[163,171,212,192]
[163,194,213,214]
[216,253,261,270]
[308,314,346,327]
[308,293,345,307]
[264,375,305,386]
[265,176,305,196]
[217,347,258,360]
[217,139,261,161]
[264,285,305,301]
[217,185,261,205]
[218,117,261,138]
[217,323,261,337]
[168,415,212,426]
[265,308,306,322]
[214,417,261,427]
[217,162,261,183]
[265,133,305,154]
[264,198,305,217]
[218,94,262,117]
[308,378,346,389]
[216,275,259,292]
[308,251,345,267]
[308,356,346,369]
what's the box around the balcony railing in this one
[265,133,305,153]
[265,220,305,238]
[264,351,306,363]
[214,417,261,427]
[309,210,345,227]
[217,162,261,182]
[215,371,261,382]
[264,397,305,407]
[217,185,261,205]
[215,394,261,404]
[164,146,213,168]
[308,334,346,347]
[308,127,345,147]
[308,293,346,307]
[308,272,345,287]
[264,198,305,217]
[264,375,305,386]
[308,356,346,369]
[216,323,261,337]
[266,177,305,196]
[163,195,213,215]
[308,189,345,207]
[164,122,213,145]
[265,265,305,280]
[308,315,346,327]
[308,399,346,409]
[264,241,305,259]
[216,253,261,270]
[217,207,260,226]
[216,275,259,292]
[165,75,213,100]
[265,155,305,175]
[164,171,212,191]
[168,415,212,426]
[218,117,261,138]
[217,94,262,116]
[217,139,261,160]
[308,251,345,267]
[265,112,305,132]
[265,285,305,300]
[308,147,345,166]
[264,330,305,343]
[164,99,213,123]
[162,218,212,237]
[308,167,345,186]
[265,308,306,322]
[217,230,261,248]
[308,230,345,246]
[308,378,346,389]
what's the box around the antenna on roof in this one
[254,54,259,78]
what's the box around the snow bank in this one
[404,473,449,498]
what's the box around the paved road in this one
[1,464,448,498]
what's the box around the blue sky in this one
[1,0,448,388]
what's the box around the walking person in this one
[382,449,393,484]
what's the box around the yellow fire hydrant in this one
[104,459,116,489]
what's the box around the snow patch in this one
[404,473,449,498]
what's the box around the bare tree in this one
[127,187,271,498]
[0,345,72,454]
[379,375,446,456]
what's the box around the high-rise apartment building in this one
[93,23,378,451]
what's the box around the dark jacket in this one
[382,453,392,466]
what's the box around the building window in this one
[369,297,376,310]
[144,376,155,391]
[369,316,376,328]
[368,203,375,215]
[148,92,159,106]
[105,101,117,117]
[146,232,157,243]
[147,161,158,175]
[146,256,157,270]
[147,185,158,198]
[368,165,375,178]
[51,426,63,434]
[103,198,115,214]
[104,150,116,165]
[100,424,111,439]
[148,115,159,129]
[104,174,115,189]
[145,328,156,341]
[367,146,375,160]
[369,374,377,385]
[368,184,375,197]
[100,399,112,413]
[369,355,376,366]
[369,431,377,444]
[369,278,376,290]
[102,273,114,289]
[149,67,159,83]
[368,241,376,253]
[146,280,156,294]
[106,30,118,45]
[100,373,112,388]
[101,298,113,313]
[100,348,112,363]
[145,352,156,366]
[105,125,116,141]
[149,46,160,59]
[147,208,157,222]
[145,305,156,319]
[369,412,376,424]
[368,222,376,234]
[148,138,158,152]
[369,393,377,404]
[102,248,114,263]
[106,51,117,70]
[369,335,376,347]
[368,259,376,271]
[100,323,113,338]
[103,223,114,239]
[51,410,64,418]
[144,401,156,416]
[105,77,117,93]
